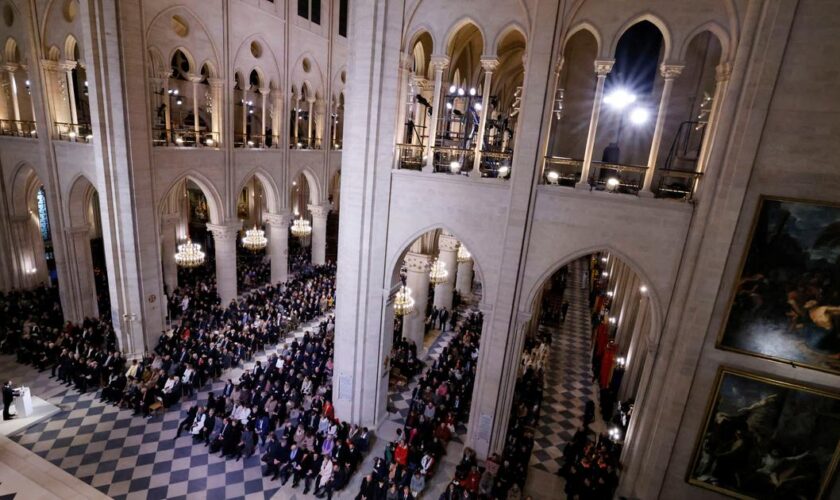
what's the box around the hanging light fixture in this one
[393,285,416,317]
[242,225,267,251]
[175,181,206,268]
[457,245,471,263]
[175,239,206,268]
[290,215,312,238]
[429,258,448,285]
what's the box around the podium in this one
[14,386,32,417]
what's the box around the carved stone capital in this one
[715,62,732,83]
[206,222,241,242]
[2,63,20,73]
[263,211,292,228]
[660,64,685,80]
[187,74,204,84]
[400,52,414,71]
[438,233,459,253]
[593,59,615,76]
[307,203,331,219]
[207,78,225,89]
[480,57,500,73]
[59,60,78,72]
[429,55,450,72]
[404,252,431,273]
[41,59,61,72]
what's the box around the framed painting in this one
[688,368,840,499]
[718,197,840,374]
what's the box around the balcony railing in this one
[543,156,583,186]
[589,161,647,194]
[478,150,513,179]
[152,128,219,148]
[290,137,322,150]
[0,119,38,138]
[54,122,93,143]
[396,143,424,171]
[655,169,702,200]
[234,134,281,149]
[433,146,474,175]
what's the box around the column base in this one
[638,189,655,198]
[575,182,592,191]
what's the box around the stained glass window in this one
[37,186,51,241]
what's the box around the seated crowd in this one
[355,311,483,500]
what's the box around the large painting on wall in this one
[718,197,840,374]
[688,368,840,499]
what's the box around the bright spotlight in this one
[604,88,636,109]
[546,171,560,184]
[469,87,476,96]
[629,107,650,125]
[449,161,461,174]
[606,177,620,191]
[474,102,482,111]
[640,285,648,293]
[449,84,457,93]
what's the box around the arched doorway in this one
[67,175,107,320]
[236,175,270,291]
[505,252,655,498]
[9,165,53,288]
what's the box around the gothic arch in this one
[609,12,673,62]
[678,21,731,63]
[67,174,97,229]
[235,167,281,215]
[9,163,46,217]
[492,22,528,57]
[562,21,602,58]
[157,171,224,225]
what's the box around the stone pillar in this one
[3,64,22,127]
[188,74,202,142]
[208,78,224,144]
[403,252,431,351]
[432,233,458,310]
[455,256,474,297]
[259,86,269,145]
[472,57,499,176]
[160,214,179,293]
[308,204,330,265]
[314,98,326,145]
[695,63,732,180]
[640,64,684,195]
[62,62,79,131]
[264,212,290,283]
[306,97,315,147]
[271,87,283,147]
[577,59,614,189]
[9,215,49,288]
[423,55,449,172]
[207,222,240,306]
[292,91,300,145]
[66,225,99,319]
[162,72,173,144]
[620,297,650,400]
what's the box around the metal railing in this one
[290,137,322,150]
[655,169,702,200]
[478,150,513,179]
[54,122,93,143]
[588,161,647,194]
[234,134,281,149]
[432,146,474,175]
[396,143,424,171]
[151,128,219,148]
[543,156,583,186]
[0,119,38,138]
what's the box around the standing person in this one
[561,301,570,322]
[3,380,17,420]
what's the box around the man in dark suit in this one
[3,380,17,420]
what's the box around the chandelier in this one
[242,225,267,251]
[393,285,415,317]
[290,216,312,238]
[175,239,205,268]
[457,245,471,263]
[429,258,448,285]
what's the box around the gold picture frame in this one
[716,195,840,375]
[687,367,840,499]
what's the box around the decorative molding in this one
[593,59,615,76]
[404,251,431,273]
[429,55,450,71]
[480,56,500,73]
[660,64,685,79]
[715,62,733,82]
[206,222,240,241]
[438,233,459,252]
[307,203,331,219]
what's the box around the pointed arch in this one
[157,171,224,225]
[67,174,97,228]
[236,167,281,215]
[64,34,78,61]
[443,17,488,56]
[679,21,731,63]
[609,12,672,61]
[492,22,528,57]
[562,21,602,58]
[10,163,46,216]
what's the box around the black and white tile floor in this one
[4,315,331,500]
[529,259,595,474]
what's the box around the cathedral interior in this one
[0,1,839,499]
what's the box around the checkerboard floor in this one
[529,258,595,474]
[4,314,332,500]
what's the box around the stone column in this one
[577,59,614,189]
[472,57,499,176]
[208,78,224,144]
[403,252,431,351]
[66,225,99,319]
[306,97,316,147]
[160,213,179,293]
[314,98,326,146]
[308,204,330,265]
[292,90,300,145]
[264,212,290,284]
[259,86,269,145]
[271,87,283,147]
[695,63,732,180]
[62,62,79,131]
[188,74,202,142]
[395,53,412,146]
[162,72,173,144]
[207,222,240,306]
[640,64,684,195]
[423,55,449,172]
[455,255,474,297]
[3,64,22,128]
[9,215,49,288]
[433,233,458,310]
[620,296,650,400]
